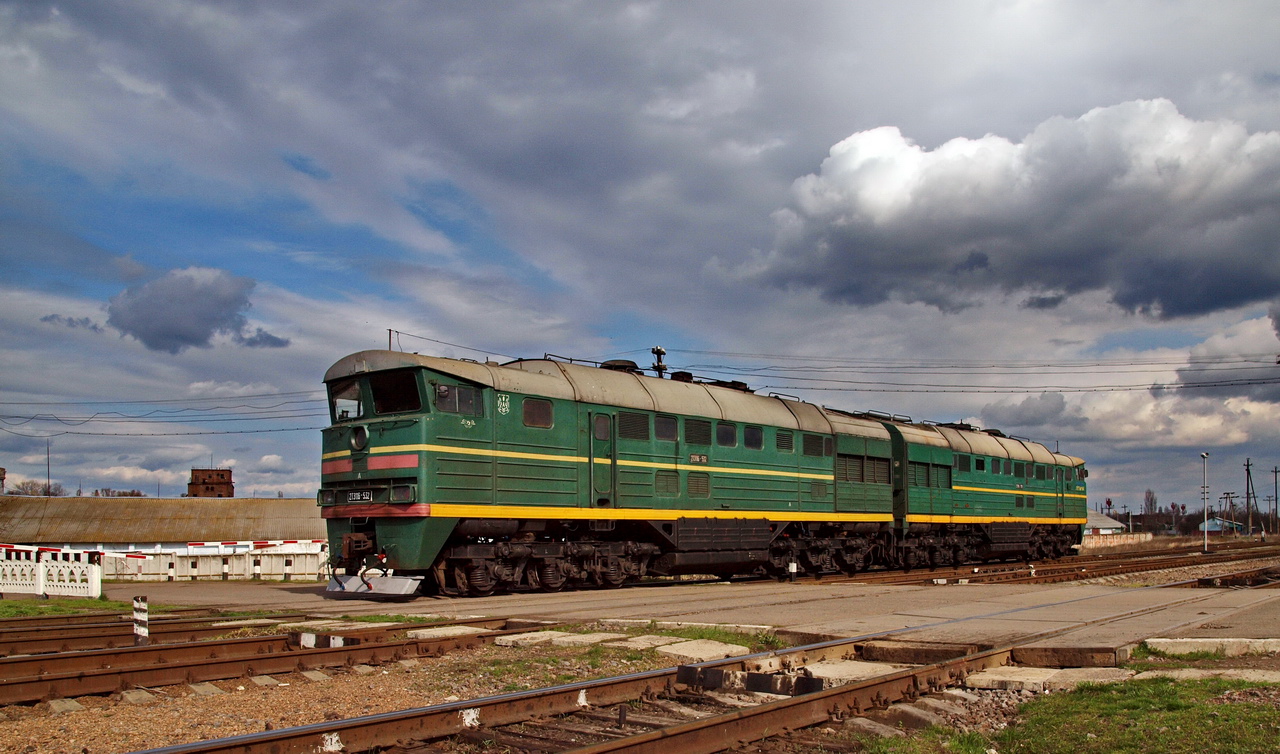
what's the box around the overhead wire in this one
[4,337,1275,438]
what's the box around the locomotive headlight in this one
[390,484,416,502]
[349,425,369,451]
[319,489,337,505]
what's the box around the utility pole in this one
[1245,458,1256,537]
[1202,453,1210,553]
[1273,466,1279,536]
[1221,492,1238,535]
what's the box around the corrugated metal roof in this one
[1087,510,1124,530]
[0,497,325,544]
[990,435,1036,462]
[825,412,892,440]
[892,422,951,448]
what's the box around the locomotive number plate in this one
[688,454,709,464]
[347,490,373,502]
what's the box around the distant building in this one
[1199,516,1244,534]
[1087,510,1125,535]
[187,468,233,498]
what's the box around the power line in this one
[0,425,326,439]
[0,390,324,406]
[664,347,1277,368]
[757,377,1280,394]
[391,330,519,360]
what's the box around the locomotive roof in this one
[931,424,1084,467]
[325,350,889,438]
[324,350,1081,465]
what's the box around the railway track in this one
[0,612,309,655]
[0,614,551,705]
[815,542,1280,586]
[134,583,1239,754]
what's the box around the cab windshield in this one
[370,370,422,415]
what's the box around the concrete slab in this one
[494,630,571,647]
[876,703,943,730]
[301,670,331,682]
[1043,667,1135,691]
[1013,642,1136,668]
[350,664,377,675]
[861,639,981,664]
[120,689,155,704]
[965,666,1059,692]
[1168,592,1280,639]
[1133,668,1280,683]
[805,659,916,685]
[48,699,84,714]
[941,688,981,703]
[397,658,420,668]
[656,639,750,664]
[602,634,686,650]
[405,625,492,639]
[915,696,965,716]
[550,632,629,647]
[1146,637,1280,656]
[188,682,225,696]
[844,716,906,737]
[250,675,280,686]
[1008,589,1280,667]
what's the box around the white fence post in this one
[133,596,149,646]
[35,549,47,598]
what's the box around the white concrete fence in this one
[104,549,328,582]
[0,544,121,599]
[0,541,330,599]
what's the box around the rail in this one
[136,582,1231,753]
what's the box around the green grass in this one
[851,728,991,754]
[991,678,1280,754]
[841,678,1280,754]
[0,597,140,617]
[1123,641,1224,671]
[619,621,785,652]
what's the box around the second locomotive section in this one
[319,350,1087,597]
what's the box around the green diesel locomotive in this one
[319,349,1087,598]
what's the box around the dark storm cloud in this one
[982,393,1087,431]
[39,314,104,333]
[106,267,289,354]
[765,100,1280,318]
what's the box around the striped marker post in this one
[133,596,149,647]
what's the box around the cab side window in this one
[434,384,483,415]
[330,378,364,422]
[523,398,553,428]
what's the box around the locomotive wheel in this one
[602,557,626,588]
[466,564,496,597]
[836,549,865,574]
[537,561,567,592]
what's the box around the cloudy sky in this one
[3,1,1280,516]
